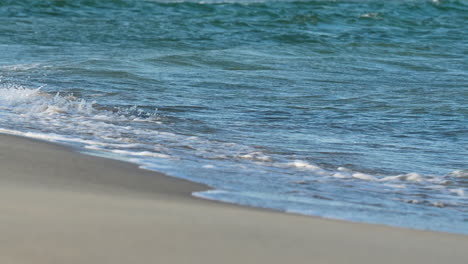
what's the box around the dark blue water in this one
[0,0,467,234]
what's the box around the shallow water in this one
[0,0,467,234]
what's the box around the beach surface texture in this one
[0,133,467,264]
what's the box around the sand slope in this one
[0,134,466,264]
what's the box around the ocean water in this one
[0,0,467,234]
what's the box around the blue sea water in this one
[0,0,467,234]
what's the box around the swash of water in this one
[0,0,467,234]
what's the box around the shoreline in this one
[0,133,467,263]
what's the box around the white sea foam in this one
[109,149,173,159]
[238,152,272,162]
[447,170,468,178]
[359,13,380,19]
[287,160,321,170]
[0,86,97,120]
[0,128,95,145]
[449,189,465,197]
[379,173,424,182]
[331,172,351,179]
[285,160,330,176]
[352,172,376,181]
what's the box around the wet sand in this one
[0,133,466,264]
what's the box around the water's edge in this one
[0,129,465,236]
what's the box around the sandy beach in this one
[0,133,466,264]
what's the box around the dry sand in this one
[0,133,466,264]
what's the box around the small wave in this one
[449,189,465,197]
[400,199,447,208]
[0,85,96,116]
[0,84,160,121]
[280,159,463,190]
[237,152,272,162]
[379,173,424,182]
[0,63,46,72]
[109,149,172,159]
[352,172,376,181]
[447,170,468,178]
[286,160,321,170]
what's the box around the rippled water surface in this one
[0,0,467,233]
